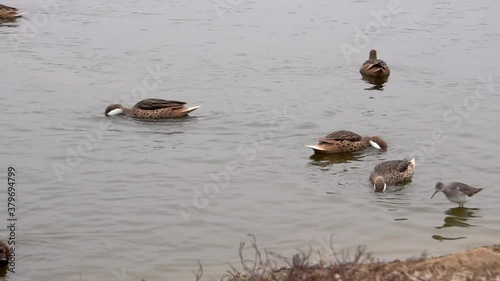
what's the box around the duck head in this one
[105,104,125,117]
[369,136,388,150]
[373,176,387,192]
[369,49,378,60]
[431,182,444,198]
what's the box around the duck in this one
[0,4,23,20]
[105,98,200,119]
[369,158,415,192]
[360,49,390,80]
[306,130,387,154]
[0,241,9,275]
[431,182,483,207]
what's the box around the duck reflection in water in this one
[309,151,364,167]
[435,207,481,229]
[362,76,388,90]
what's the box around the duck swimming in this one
[306,130,387,154]
[105,98,200,119]
[360,49,390,80]
[369,158,415,192]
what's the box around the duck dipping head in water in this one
[105,98,200,119]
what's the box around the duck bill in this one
[431,190,439,199]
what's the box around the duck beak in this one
[431,189,439,199]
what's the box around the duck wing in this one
[366,59,389,70]
[372,159,411,175]
[395,159,414,172]
[320,130,362,143]
[0,4,17,10]
[134,99,186,110]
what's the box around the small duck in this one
[0,241,9,275]
[105,98,200,119]
[369,158,415,192]
[431,182,483,207]
[306,130,387,154]
[0,4,23,20]
[360,49,390,80]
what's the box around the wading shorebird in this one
[105,98,200,119]
[0,4,23,20]
[306,130,387,154]
[431,182,483,207]
[369,158,415,192]
[360,49,390,80]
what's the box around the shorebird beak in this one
[369,140,381,149]
[431,189,439,199]
[106,108,123,116]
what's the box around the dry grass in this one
[193,235,500,281]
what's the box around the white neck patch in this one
[369,140,381,149]
[107,108,123,116]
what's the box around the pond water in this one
[1,0,499,280]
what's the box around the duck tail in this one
[181,105,200,114]
[305,145,326,152]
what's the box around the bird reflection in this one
[362,76,388,90]
[432,235,466,241]
[435,207,481,229]
[309,152,362,166]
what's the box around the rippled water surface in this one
[1,0,500,280]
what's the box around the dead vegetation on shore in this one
[194,235,500,281]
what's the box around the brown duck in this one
[306,130,387,154]
[370,158,415,192]
[0,4,23,20]
[360,49,390,80]
[105,98,200,119]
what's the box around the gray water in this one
[1,0,500,280]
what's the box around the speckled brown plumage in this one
[307,130,387,154]
[360,49,390,79]
[370,158,415,191]
[105,98,199,119]
[0,4,22,20]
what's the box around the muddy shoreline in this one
[224,245,500,281]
